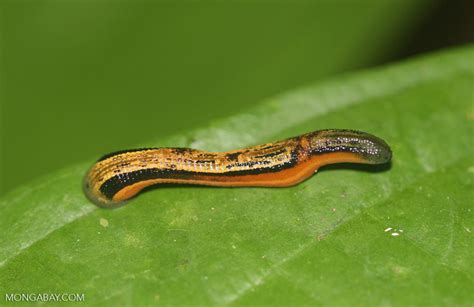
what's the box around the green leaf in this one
[1,45,473,306]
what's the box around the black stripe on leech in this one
[99,158,298,200]
[225,160,272,169]
[254,149,287,159]
[225,152,242,161]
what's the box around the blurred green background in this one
[1,0,473,195]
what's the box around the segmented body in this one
[83,129,392,207]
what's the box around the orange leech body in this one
[84,129,392,207]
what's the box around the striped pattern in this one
[83,129,391,207]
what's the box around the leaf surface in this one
[0,45,473,306]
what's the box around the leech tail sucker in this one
[83,129,392,207]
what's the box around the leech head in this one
[307,129,392,165]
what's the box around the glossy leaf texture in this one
[0,45,473,306]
